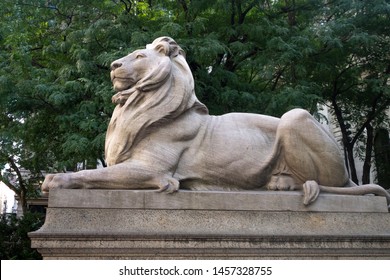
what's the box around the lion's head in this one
[105,37,208,166]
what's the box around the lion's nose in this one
[111,62,123,71]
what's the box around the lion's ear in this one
[154,41,182,58]
[154,41,170,56]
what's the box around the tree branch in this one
[231,0,236,25]
[177,0,189,20]
[7,156,26,191]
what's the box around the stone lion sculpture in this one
[42,36,390,207]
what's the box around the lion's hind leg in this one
[266,172,298,191]
[154,175,180,193]
[274,108,350,187]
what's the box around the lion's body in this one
[176,113,278,190]
[109,111,279,191]
[42,37,390,207]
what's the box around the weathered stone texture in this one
[29,189,390,259]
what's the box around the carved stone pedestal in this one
[29,189,390,259]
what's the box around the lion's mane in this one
[105,37,208,166]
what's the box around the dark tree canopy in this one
[0,0,389,212]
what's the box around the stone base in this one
[29,189,390,259]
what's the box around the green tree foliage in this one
[0,212,44,259]
[306,0,390,184]
[0,0,389,205]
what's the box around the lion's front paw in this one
[41,173,73,194]
[41,174,55,194]
[156,177,180,193]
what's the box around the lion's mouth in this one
[111,79,138,105]
[111,71,137,93]
[112,79,133,92]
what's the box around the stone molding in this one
[29,189,390,259]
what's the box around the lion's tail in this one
[319,183,390,205]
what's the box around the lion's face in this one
[105,37,207,166]
[110,48,171,94]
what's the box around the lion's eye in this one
[136,53,146,59]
